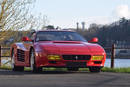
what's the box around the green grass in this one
[102,67,130,73]
[0,65,12,70]
[79,68,89,71]
[24,67,67,71]
[1,66,130,73]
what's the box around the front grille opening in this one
[49,61,57,64]
[62,55,91,60]
[94,61,102,64]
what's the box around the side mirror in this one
[88,37,98,43]
[22,37,32,42]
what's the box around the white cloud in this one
[115,5,130,18]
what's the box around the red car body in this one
[11,30,106,72]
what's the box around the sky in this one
[33,0,130,29]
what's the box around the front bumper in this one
[35,52,106,68]
[36,59,105,68]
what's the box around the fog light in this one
[48,55,61,60]
[92,56,103,60]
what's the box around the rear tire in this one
[89,67,101,73]
[11,50,24,71]
[67,67,79,71]
[30,49,42,73]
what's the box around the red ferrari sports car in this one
[11,30,106,72]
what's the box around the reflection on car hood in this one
[37,41,105,54]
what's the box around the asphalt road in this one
[0,69,130,87]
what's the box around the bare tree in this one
[28,14,49,30]
[0,0,48,42]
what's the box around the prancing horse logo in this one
[75,56,78,60]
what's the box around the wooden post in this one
[111,44,115,68]
[0,46,1,66]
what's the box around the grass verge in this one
[102,67,130,73]
[0,66,130,73]
[0,66,12,70]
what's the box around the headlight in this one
[47,55,61,61]
[92,56,104,60]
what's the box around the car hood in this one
[36,41,105,54]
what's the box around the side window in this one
[27,30,36,41]
[31,33,36,40]
[27,32,36,42]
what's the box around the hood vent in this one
[17,49,25,62]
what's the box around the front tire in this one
[11,50,24,71]
[89,67,101,73]
[30,49,42,73]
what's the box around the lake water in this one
[1,58,130,68]
[105,59,130,68]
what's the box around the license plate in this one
[66,62,86,68]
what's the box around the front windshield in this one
[35,31,87,42]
